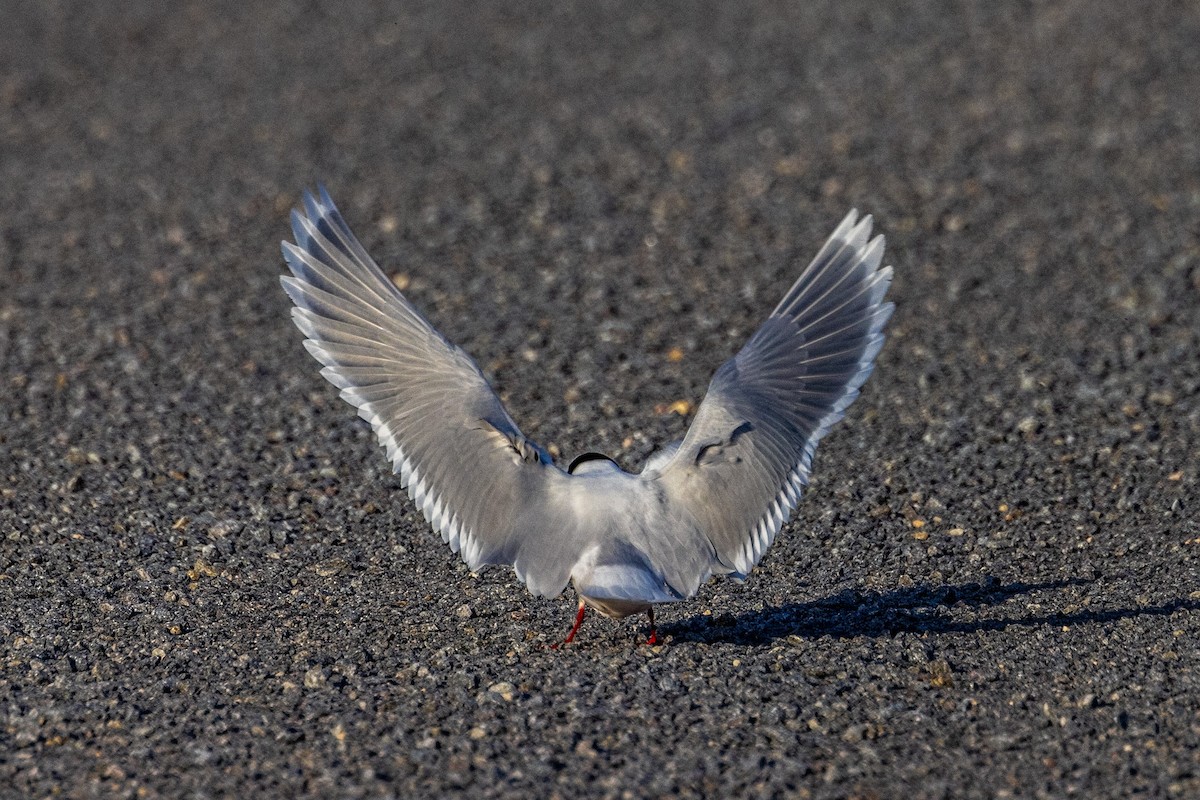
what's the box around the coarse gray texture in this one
[1,1,1198,798]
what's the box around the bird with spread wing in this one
[281,187,893,646]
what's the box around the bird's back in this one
[561,466,716,610]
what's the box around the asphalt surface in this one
[2,1,1199,797]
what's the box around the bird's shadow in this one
[667,576,1199,645]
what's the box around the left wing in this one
[280,187,581,598]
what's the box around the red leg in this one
[644,607,659,646]
[552,602,586,649]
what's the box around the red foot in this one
[551,604,586,649]
[642,608,659,646]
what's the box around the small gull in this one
[280,187,893,646]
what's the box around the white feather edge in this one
[334,380,485,572]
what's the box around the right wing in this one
[280,187,578,597]
[651,210,893,577]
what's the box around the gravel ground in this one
[3,1,1199,797]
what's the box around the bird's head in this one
[567,452,620,475]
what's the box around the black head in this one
[568,452,618,474]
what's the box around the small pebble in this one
[488,682,515,701]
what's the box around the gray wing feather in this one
[280,187,576,597]
[652,210,893,577]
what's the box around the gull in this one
[280,186,893,646]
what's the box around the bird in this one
[280,186,893,646]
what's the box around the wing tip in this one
[317,182,336,212]
[292,183,337,227]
